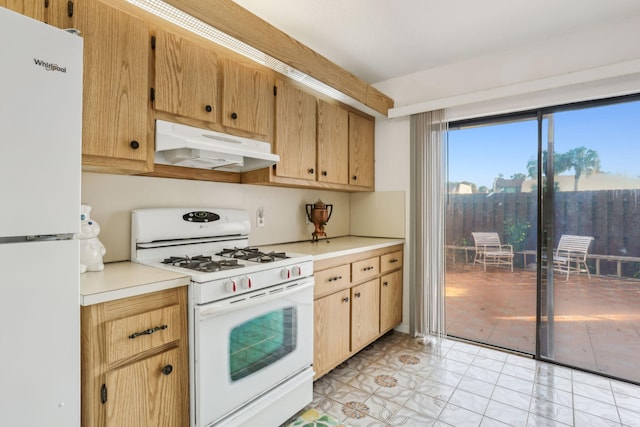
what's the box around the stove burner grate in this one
[162,255,243,272]
[216,247,289,263]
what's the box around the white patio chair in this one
[552,234,594,280]
[472,232,514,272]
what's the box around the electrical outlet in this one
[257,207,265,227]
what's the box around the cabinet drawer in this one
[351,256,379,283]
[315,264,351,298]
[380,251,403,273]
[106,304,181,364]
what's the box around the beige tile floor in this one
[302,332,640,426]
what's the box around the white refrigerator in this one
[0,7,83,426]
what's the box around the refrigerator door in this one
[0,239,80,426]
[0,8,83,237]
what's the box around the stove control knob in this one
[225,279,237,293]
[291,265,302,277]
[280,268,291,279]
[241,276,252,290]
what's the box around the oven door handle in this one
[198,280,314,320]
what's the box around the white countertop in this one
[80,261,190,306]
[262,236,404,261]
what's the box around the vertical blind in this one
[409,110,448,338]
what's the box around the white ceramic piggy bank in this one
[79,204,106,273]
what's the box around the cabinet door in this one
[0,0,45,21]
[351,279,380,352]
[317,100,348,184]
[314,289,350,377]
[221,59,271,136]
[105,347,188,427]
[154,28,218,123]
[348,112,375,189]
[273,79,317,180]
[77,0,151,172]
[380,270,403,333]
[46,0,74,28]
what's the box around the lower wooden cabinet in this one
[81,287,189,427]
[313,244,403,379]
[314,289,351,376]
[351,279,380,352]
[380,270,403,334]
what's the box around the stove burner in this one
[217,247,289,263]
[162,255,243,272]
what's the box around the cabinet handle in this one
[352,175,357,180]
[308,168,315,174]
[390,259,399,263]
[230,112,238,120]
[342,297,349,303]
[128,324,168,339]
[354,292,361,298]
[129,140,140,150]
[205,104,213,112]
[321,170,328,176]
[328,275,342,282]
[162,365,173,376]
[383,281,389,287]
[363,266,374,271]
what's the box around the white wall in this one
[82,172,350,262]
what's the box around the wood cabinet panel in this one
[105,347,187,427]
[0,0,45,21]
[46,0,73,28]
[351,256,379,283]
[81,287,188,427]
[380,270,403,334]
[314,289,350,377]
[317,99,348,185]
[351,279,380,352]
[221,59,271,136]
[105,304,181,364]
[153,28,218,123]
[314,264,350,299]
[348,112,375,189]
[380,251,403,274]
[273,79,317,180]
[77,0,152,173]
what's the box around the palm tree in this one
[564,147,601,190]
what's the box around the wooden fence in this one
[446,189,640,276]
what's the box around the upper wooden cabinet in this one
[348,112,375,189]
[1,0,73,27]
[76,0,153,173]
[221,59,272,137]
[273,79,317,180]
[317,99,349,185]
[152,28,218,124]
[1,0,45,22]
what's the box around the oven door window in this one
[229,306,297,381]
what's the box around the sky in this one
[448,99,640,189]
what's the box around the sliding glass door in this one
[445,115,538,355]
[539,101,640,383]
[445,95,640,384]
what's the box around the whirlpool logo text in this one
[33,58,67,73]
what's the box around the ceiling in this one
[232,0,640,85]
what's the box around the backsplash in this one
[81,172,351,262]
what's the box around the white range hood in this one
[154,120,279,172]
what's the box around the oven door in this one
[194,279,314,426]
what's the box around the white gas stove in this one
[131,208,314,427]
